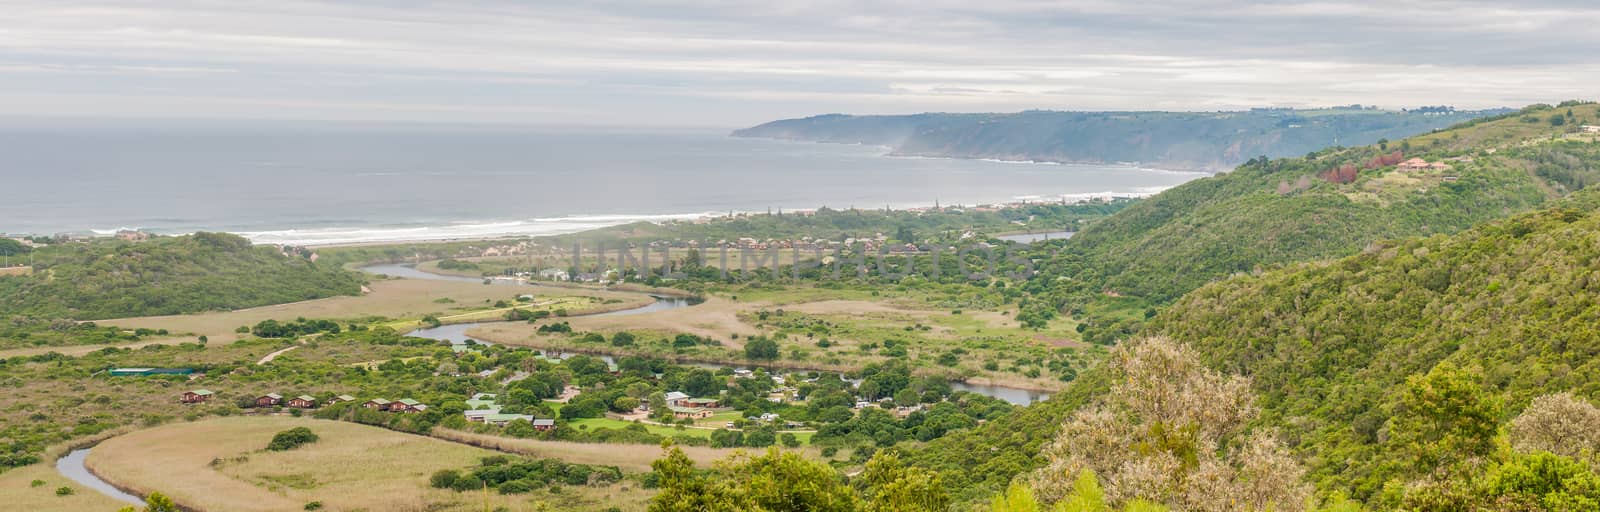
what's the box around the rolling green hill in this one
[733,107,1500,171]
[906,102,1600,505]
[1039,102,1600,343]
[1150,197,1600,500]
[0,232,363,320]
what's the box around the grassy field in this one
[432,429,738,472]
[471,283,1094,390]
[0,448,129,512]
[0,277,646,360]
[86,416,653,512]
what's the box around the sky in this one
[1,0,1597,127]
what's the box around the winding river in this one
[367,263,1049,405]
[57,448,143,506]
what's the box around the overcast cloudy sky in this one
[2,0,1597,127]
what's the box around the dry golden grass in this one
[0,458,129,512]
[103,278,533,339]
[433,429,746,472]
[470,296,762,349]
[86,416,651,512]
[0,278,641,359]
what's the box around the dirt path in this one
[255,344,301,364]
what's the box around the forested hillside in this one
[902,102,1600,506]
[1150,201,1600,501]
[734,108,1497,171]
[0,232,363,320]
[1039,102,1600,343]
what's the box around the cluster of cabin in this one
[364,398,427,413]
[179,390,366,411]
[461,392,557,431]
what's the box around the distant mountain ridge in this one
[733,108,1505,171]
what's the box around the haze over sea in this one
[0,119,1204,245]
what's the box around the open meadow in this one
[0,277,647,360]
[470,283,1093,390]
[0,448,128,512]
[85,416,655,512]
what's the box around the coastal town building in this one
[1397,158,1451,172]
[671,406,713,419]
[464,409,502,423]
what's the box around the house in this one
[685,398,721,409]
[287,395,317,409]
[464,409,502,423]
[181,389,214,403]
[532,419,557,432]
[327,394,356,405]
[664,391,690,407]
[392,398,426,413]
[115,229,150,242]
[364,398,392,410]
[758,413,780,422]
[1582,125,1600,134]
[256,393,283,407]
[671,406,713,420]
[1397,158,1451,172]
[483,413,534,426]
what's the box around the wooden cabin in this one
[392,398,426,413]
[256,393,283,407]
[181,389,214,403]
[286,395,317,409]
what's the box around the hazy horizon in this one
[3,1,1597,127]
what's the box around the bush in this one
[744,337,780,360]
[266,427,319,451]
[497,479,536,494]
[430,469,460,489]
[304,502,324,510]
[451,475,484,492]
[55,486,74,496]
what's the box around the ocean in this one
[0,119,1205,245]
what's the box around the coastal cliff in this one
[733,108,1502,171]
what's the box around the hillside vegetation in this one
[1151,201,1600,500]
[0,232,363,320]
[1042,102,1600,343]
[733,108,1497,171]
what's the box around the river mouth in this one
[57,448,143,506]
